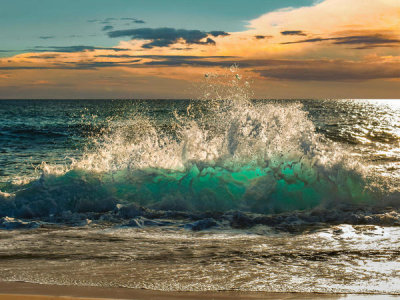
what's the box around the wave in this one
[1,68,399,226]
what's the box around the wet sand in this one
[0,281,345,300]
[0,281,396,300]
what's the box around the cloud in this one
[171,47,193,50]
[94,54,239,68]
[27,46,129,53]
[2,0,400,99]
[280,30,306,36]
[39,36,55,40]
[4,56,399,83]
[72,60,141,69]
[102,25,114,31]
[0,66,52,70]
[281,34,400,49]
[0,60,142,71]
[108,27,229,48]
[254,35,272,39]
[120,18,146,24]
[95,54,236,59]
[95,54,137,58]
[242,0,400,57]
[98,54,238,67]
[254,59,400,81]
[208,31,229,37]
[89,17,145,25]
[26,55,59,59]
[0,54,239,71]
[142,59,234,67]
[100,18,117,24]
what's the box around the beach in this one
[0,281,338,299]
[1,281,395,300]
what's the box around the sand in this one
[0,281,393,300]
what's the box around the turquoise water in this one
[0,97,399,221]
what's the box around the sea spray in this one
[0,68,396,221]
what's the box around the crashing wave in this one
[0,67,398,227]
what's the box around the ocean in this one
[0,87,399,293]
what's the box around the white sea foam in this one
[0,68,398,219]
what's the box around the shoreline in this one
[0,282,396,300]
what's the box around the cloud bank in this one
[108,27,229,48]
[1,0,400,98]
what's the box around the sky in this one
[0,0,399,99]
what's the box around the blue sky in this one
[1,0,399,99]
[0,0,316,57]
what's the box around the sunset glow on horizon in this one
[1,0,399,99]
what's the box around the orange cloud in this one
[1,0,400,98]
